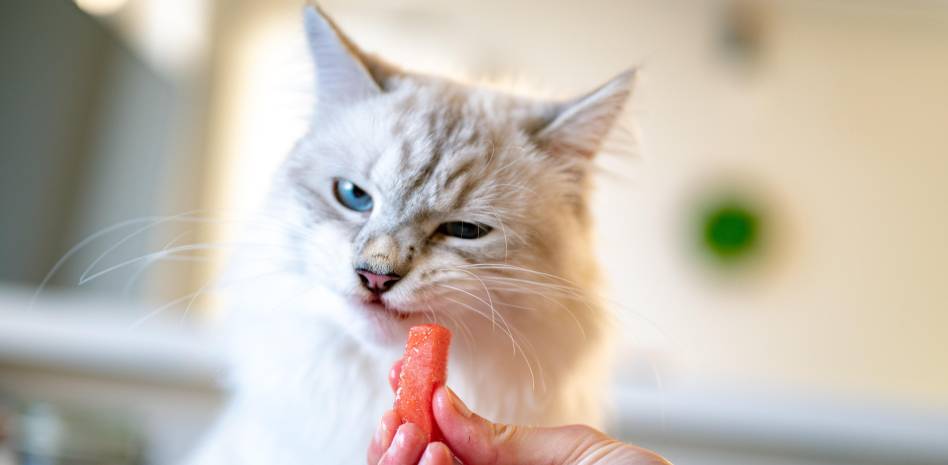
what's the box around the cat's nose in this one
[355,268,401,294]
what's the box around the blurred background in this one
[1,0,946,463]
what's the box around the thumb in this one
[432,387,665,465]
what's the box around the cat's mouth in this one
[359,295,412,321]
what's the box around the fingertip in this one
[432,387,495,464]
[381,411,401,446]
[368,410,402,465]
[378,423,427,465]
[419,442,452,465]
[433,386,471,419]
[381,410,400,430]
[428,441,451,455]
[432,387,450,413]
[394,422,424,447]
[431,387,456,428]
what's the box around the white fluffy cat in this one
[189,3,633,464]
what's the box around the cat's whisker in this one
[470,275,587,299]
[435,291,536,391]
[470,276,602,326]
[123,229,201,295]
[424,298,475,352]
[434,264,593,341]
[126,248,302,297]
[30,209,311,307]
[455,278,588,340]
[468,276,594,320]
[127,295,190,329]
[504,320,545,393]
[448,313,476,353]
[481,208,510,263]
[129,266,296,329]
[422,301,440,330]
[480,272,670,345]
[450,264,668,354]
[432,268,563,391]
[422,301,436,325]
[454,263,669,345]
[433,280,517,352]
[429,302,445,329]
[433,289,513,344]
[30,212,205,311]
[123,255,208,295]
[80,213,202,286]
[179,276,217,327]
[435,293,497,336]
[473,294,542,393]
[434,268,498,329]
[79,242,302,286]
[77,211,309,286]
[457,263,581,287]
[460,270,671,346]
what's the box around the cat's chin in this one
[344,296,423,345]
[357,296,412,321]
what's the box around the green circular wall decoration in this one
[697,196,764,266]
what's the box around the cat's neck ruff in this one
[191,271,607,464]
[225,269,607,415]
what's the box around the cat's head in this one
[273,5,633,343]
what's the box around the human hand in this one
[366,361,671,465]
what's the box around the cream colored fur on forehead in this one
[314,81,577,210]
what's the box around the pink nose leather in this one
[356,269,400,293]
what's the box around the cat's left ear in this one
[532,69,636,159]
[303,4,400,108]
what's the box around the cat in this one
[188,3,634,464]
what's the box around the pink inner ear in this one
[304,4,402,110]
[534,69,636,159]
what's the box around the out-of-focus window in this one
[0,0,210,308]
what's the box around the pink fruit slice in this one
[394,324,452,442]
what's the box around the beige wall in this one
[201,0,948,409]
[598,1,948,408]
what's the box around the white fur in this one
[189,6,631,464]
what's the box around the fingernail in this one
[420,442,449,464]
[376,411,399,450]
[394,422,422,448]
[446,387,472,418]
[418,444,436,464]
[373,416,388,446]
[392,425,407,448]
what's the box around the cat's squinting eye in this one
[333,179,373,212]
[438,221,492,239]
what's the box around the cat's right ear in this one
[303,4,398,109]
[531,69,636,159]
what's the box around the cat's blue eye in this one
[333,179,373,212]
[439,221,492,239]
